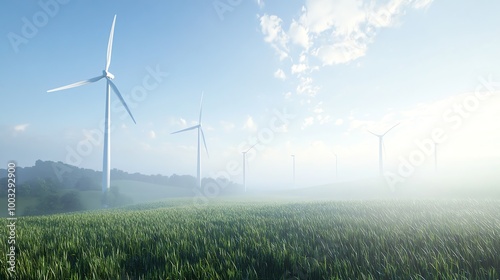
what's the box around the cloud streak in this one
[14,123,29,132]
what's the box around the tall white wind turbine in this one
[171,92,209,188]
[47,15,136,193]
[368,123,399,176]
[242,143,257,193]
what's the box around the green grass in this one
[1,199,499,279]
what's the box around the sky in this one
[1,0,500,190]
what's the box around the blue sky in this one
[2,0,500,189]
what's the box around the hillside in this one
[0,160,241,216]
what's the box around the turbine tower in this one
[242,143,257,193]
[171,92,209,188]
[368,123,399,176]
[47,15,136,193]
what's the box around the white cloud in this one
[274,68,287,80]
[14,123,29,132]
[317,114,332,124]
[220,120,235,131]
[256,0,265,8]
[274,123,289,133]
[288,20,310,49]
[314,34,368,65]
[291,63,308,74]
[299,53,307,63]
[259,0,434,67]
[411,0,434,10]
[301,0,366,35]
[170,117,187,127]
[301,116,315,129]
[313,101,324,114]
[243,116,258,132]
[259,14,289,60]
[149,130,156,139]
[348,118,375,132]
[335,118,344,126]
[296,77,320,96]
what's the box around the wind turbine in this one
[291,154,296,186]
[47,15,136,194]
[368,123,399,176]
[171,92,209,188]
[242,143,257,193]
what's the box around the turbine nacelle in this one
[104,70,115,80]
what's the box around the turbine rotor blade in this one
[108,79,136,124]
[198,91,204,124]
[244,143,258,153]
[200,127,209,158]
[47,75,105,92]
[367,130,380,137]
[382,123,400,136]
[105,15,117,72]
[171,125,199,134]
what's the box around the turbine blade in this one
[47,75,104,92]
[171,125,199,134]
[367,130,380,137]
[382,123,400,136]
[244,143,258,153]
[382,138,386,159]
[200,127,209,158]
[198,91,204,124]
[108,80,136,124]
[105,15,117,72]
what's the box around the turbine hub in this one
[104,70,114,80]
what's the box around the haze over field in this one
[1,1,500,192]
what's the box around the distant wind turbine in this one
[47,15,136,193]
[171,92,209,188]
[242,143,257,193]
[368,123,399,176]
[291,154,296,186]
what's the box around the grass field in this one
[2,199,499,279]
